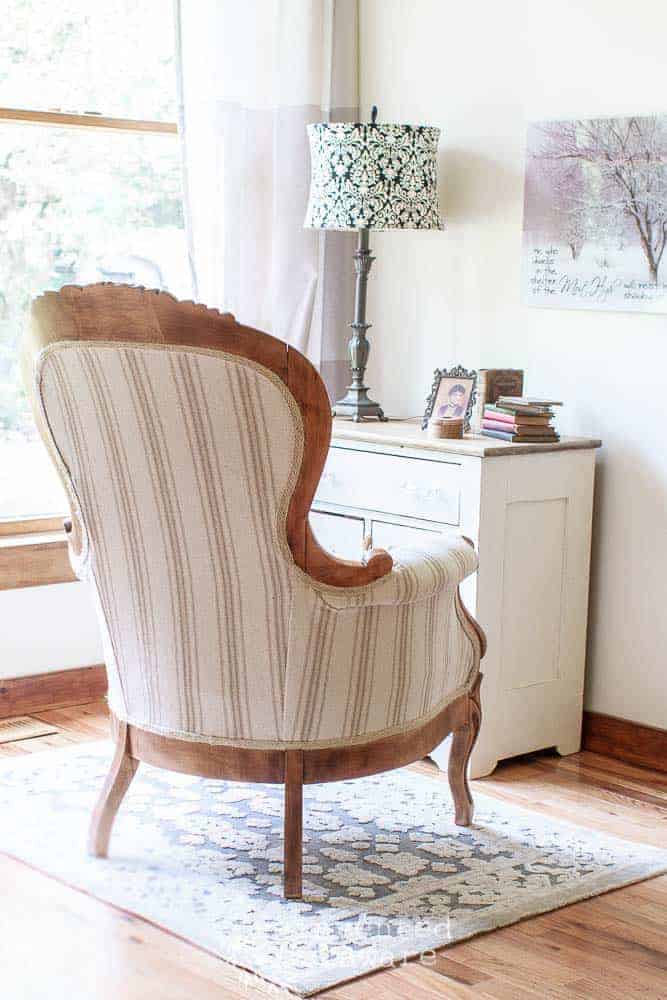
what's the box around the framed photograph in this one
[422,366,477,431]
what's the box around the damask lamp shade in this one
[305,115,442,420]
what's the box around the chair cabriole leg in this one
[284,749,304,899]
[448,673,482,826]
[88,719,138,857]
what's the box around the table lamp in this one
[305,106,442,421]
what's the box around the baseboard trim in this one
[582,711,667,774]
[0,665,107,719]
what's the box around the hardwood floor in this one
[0,701,665,999]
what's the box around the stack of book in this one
[481,396,562,443]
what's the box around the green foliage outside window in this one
[0,0,188,516]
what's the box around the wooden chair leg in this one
[284,750,303,899]
[448,673,482,826]
[88,719,138,858]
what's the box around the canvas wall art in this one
[522,114,667,313]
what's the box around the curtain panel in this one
[175,0,359,401]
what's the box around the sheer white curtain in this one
[175,0,358,400]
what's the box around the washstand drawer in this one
[316,447,461,525]
[371,519,441,550]
[309,511,365,561]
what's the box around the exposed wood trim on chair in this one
[113,682,481,785]
[283,750,304,899]
[0,530,75,590]
[24,282,485,901]
[448,674,482,825]
[0,665,107,719]
[26,283,394,589]
[88,719,138,858]
[108,674,483,898]
[582,711,667,774]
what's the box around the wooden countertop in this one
[330,417,602,458]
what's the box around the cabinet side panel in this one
[500,497,567,689]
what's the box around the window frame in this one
[0,106,177,135]
[0,105,179,572]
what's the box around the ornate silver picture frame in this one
[422,366,477,431]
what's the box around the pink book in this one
[483,409,515,425]
[482,418,556,436]
[483,408,553,428]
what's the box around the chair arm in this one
[318,533,478,610]
[303,521,393,587]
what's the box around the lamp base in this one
[333,229,388,422]
[332,387,388,423]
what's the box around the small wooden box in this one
[428,418,464,439]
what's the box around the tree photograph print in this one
[522,114,667,313]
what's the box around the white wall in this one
[360,0,667,728]
[0,582,102,678]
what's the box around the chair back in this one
[25,283,333,743]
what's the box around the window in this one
[0,0,190,524]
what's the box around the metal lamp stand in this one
[332,228,387,422]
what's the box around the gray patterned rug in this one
[0,742,664,996]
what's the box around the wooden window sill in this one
[0,530,76,591]
[0,516,68,537]
[0,106,177,135]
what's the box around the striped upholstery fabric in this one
[321,538,478,609]
[37,341,479,749]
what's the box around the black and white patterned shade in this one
[305,122,442,231]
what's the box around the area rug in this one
[0,743,665,996]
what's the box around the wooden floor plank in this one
[0,855,283,1000]
[32,701,110,737]
[0,701,665,999]
[537,749,667,796]
[430,953,492,986]
[323,962,481,999]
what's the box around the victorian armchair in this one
[24,283,485,899]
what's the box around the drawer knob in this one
[400,481,444,502]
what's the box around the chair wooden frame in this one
[26,282,393,586]
[93,673,483,899]
[27,283,486,900]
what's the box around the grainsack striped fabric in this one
[37,342,478,749]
